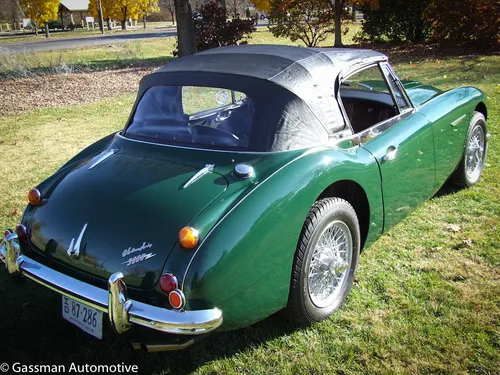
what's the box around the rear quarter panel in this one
[182,146,383,330]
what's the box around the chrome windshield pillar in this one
[0,232,23,275]
[108,272,132,334]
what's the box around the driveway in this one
[0,29,177,53]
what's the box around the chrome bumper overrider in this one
[0,232,222,335]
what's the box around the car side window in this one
[340,65,398,134]
[380,64,411,112]
[182,87,247,115]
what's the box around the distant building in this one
[59,0,89,27]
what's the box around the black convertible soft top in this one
[157,45,386,83]
[130,45,388,151]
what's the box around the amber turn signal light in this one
[168,289,185,310]
[178,226,199,249]
[28,188,41,206]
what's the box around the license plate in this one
[62,296,103,339]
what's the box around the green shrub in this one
[425,0,499,48]
[355,0,431,43]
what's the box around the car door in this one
[418,92,471,190]
[339,63,436,232]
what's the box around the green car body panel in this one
[6,46,488,335]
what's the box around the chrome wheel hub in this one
[308,221,352,308]
[465,125,485,182]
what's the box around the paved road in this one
[0,29,177,53]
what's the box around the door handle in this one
[382,146,398,162]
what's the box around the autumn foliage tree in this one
[252,0,270,12]
[139,0,160,28]
[262,0,376,47]
[268,0,336,47]
[88,0,159,30]
[20,0,59,36]
[174,1,255,55]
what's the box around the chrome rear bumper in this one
[0,232,222,335]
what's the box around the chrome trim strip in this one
[116,133,312,155]
[183,164,215,189]
[88,149,118,170]
[451,114,467,127]
[0,236,223,335]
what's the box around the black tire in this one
[284,198,360,326]
[452,112,487,188]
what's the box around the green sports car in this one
[0,45,488,351]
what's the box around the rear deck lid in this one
[28,151,227,290]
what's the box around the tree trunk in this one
[97,0,105,34]
[107,16,112,30]
[334,0,343,47]
[121,6,127,30]
[35,22,38,36]
[44,22,49,38]
[143,14,147,28]
[174,0,196,57]
[351,7,356,22]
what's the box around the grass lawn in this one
[0,43,498,373]
[0,38,177,78]
[0,24,362,78]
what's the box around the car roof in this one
[157,44,387,82]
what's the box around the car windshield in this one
[126,85,255,150]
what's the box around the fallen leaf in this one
[446,223,462,232]
[431,246,443,252]
[11,208,21,216]
[462,238,473,248]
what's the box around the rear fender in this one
[182,146,382,329]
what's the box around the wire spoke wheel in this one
[453,112,487,188]
[285,197,360,325]
[465,124,485,182]
[307,221,352,308]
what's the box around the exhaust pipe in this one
[131,337,204,352]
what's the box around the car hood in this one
[29,149,228,290]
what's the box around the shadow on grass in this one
[432,178,461,199]
[1,277,298,374]
[357,41,499,63]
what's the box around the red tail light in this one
[159,273,178,294]
[15,225,27,242]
